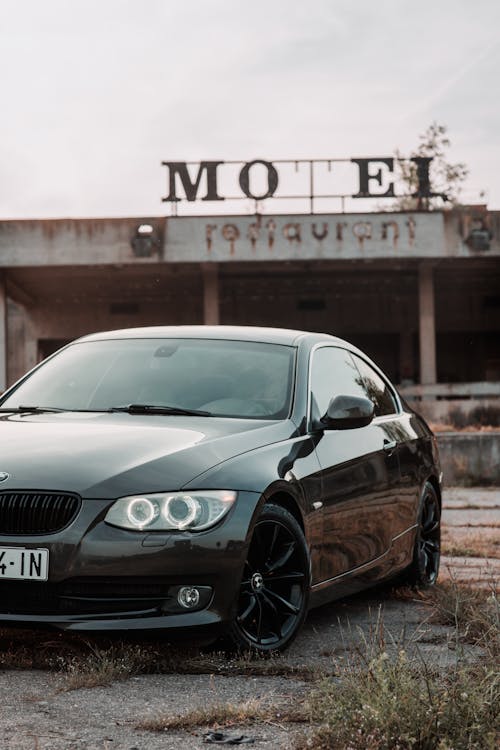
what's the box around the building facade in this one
[1,206,499,418]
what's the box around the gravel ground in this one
[0,486,498,750]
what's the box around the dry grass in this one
[62,643,156,690]
[0,628,90,671]
[137,698,308,732]
[293,582,500,749]
[424,580,499,658]
[61,645,318,690]
[441,528,500,559]
[220,651,320,680]
[0,628,319,692]
[442,542,482,557]
[299,655,499,750]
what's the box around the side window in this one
[310,347,367,421]
[351,354,398,416]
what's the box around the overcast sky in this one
[1,0,499,218]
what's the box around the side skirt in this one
[308,525,417,610]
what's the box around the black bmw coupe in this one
[0,326,441,652]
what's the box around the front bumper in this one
[0,490,261,633]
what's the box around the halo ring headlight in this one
[126,497,159,528]
[163,494,200,529]
[105,490,237,531]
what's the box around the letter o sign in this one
[239,160,279,200]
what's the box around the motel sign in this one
[162,156,443,211]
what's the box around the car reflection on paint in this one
[0,326,441,652]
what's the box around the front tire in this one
[406,481,441,587]
[228,503,310,653]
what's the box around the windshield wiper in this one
[0,406,68,413]
[0,404,213,416]
[109,403,212,417]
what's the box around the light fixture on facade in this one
[131,223,161,257]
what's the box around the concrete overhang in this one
[1,211,499,272]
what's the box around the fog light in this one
[177,586,201,609]
[162,585,213,614]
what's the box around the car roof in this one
[75,325,344,347]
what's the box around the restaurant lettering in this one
[204,216,417,254]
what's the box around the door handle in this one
[383,439,397,452]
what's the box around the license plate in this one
[0,547,49,581]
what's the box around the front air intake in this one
[0,492,81,534]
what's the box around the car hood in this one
[0,412,297,498]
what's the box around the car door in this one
[350,352,413,539]
[309,346,401,582]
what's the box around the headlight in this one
[104,490,237,532]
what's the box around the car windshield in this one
[0,338,296,420]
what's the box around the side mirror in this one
[320,394,374,430]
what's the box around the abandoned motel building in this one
[0,202,499,424]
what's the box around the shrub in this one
[302,652,499,749]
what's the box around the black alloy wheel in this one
[229,504,310,653]
[408,481,441,587]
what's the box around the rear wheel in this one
[407,481,441,587]
[228,504,310,653]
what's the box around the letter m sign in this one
[162,161,225,202]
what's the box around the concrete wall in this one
[437,432,500,486]
[414,398,500,425]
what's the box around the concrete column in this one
[202,263,220,325]
[0,279,6,391]
[418,262,437,385]
[24,314,39,373]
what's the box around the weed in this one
[0,628,89,670]
[294,586,500,748]
[425,581,499,658]
[0,628,320,687]
[62,643,156,690]
[299,653,499,750]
